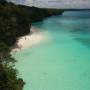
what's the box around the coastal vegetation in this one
[0,0,63,90]
[0,42,25,90]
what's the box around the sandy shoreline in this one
[11,26,45,53]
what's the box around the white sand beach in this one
[11,26,45,53]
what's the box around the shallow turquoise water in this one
[15,11,90,90]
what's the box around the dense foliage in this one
[0,42,25,90]
[0,3,31,45]
[18,5,64,22]
[0,1,26,90]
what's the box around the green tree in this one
[0,42,25,90]
[0,13,17,45]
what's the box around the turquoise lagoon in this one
[15,11,90,90]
